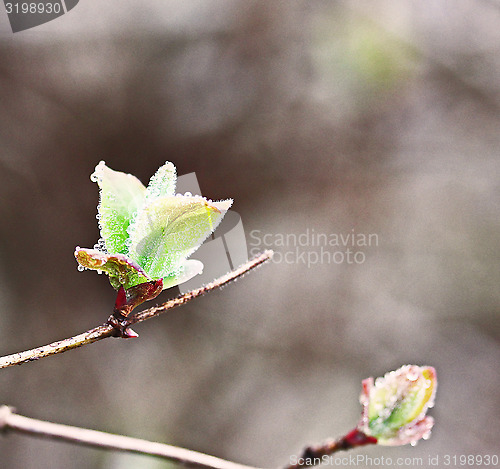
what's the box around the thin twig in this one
[0,250,273,369]
[131,249,273,324]
[284,430,377,469]
[0,406,261,469]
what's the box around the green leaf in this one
[144,161,177,204]
[127,196,232,279]
[75,247,151,290]
[91,161,146,255]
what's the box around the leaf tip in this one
[211,198,233,212]
[90,160,107,182]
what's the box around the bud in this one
[357,365,437,446]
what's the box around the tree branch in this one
[0,250,273,369]
[0,405,377,469]
[0,406,261,469]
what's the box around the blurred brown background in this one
[0,1,499,468]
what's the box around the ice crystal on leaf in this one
[357,365,437,446]
[75,161,231,297]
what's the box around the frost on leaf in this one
[144,161,177,204]
[75,247,150,290]
[92,161,146,255]
[77,161,232,295]
[357,365,437,446]
[127,196,232,280]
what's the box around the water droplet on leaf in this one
[407,371,419,381]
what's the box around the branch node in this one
[107,315,139,339]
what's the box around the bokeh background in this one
[0,1,499,468]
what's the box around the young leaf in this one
[127,196,232,279]
[77,161,232,297]
[114,280,164,317]
[91,161,146,255]
[144,161,177,205]
[75,247,151,290]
